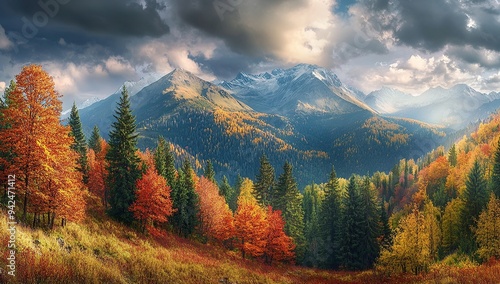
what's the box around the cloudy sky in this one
[0,0,500,109]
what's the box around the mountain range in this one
[76,64,499,187]
[365,85,500,129]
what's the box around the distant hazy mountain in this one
[365,84,496,129]
[61,96,102,117]
[79,66,447,187]
[221,64,372,115]
[61,75,160,119]
[364,87,415,114]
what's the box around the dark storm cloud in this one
[362,0,500,53]
[173,0,307,56]
[2,0,169,38]
[448,45,500,69]
[190,48,275,80]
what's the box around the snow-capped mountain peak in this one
[220,64,371,115]
[61,96,102,117]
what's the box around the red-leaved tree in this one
[130,166,174,236]
[264,206,295,264]
[196,176,235,243]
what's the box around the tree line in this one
[1,65,500,273]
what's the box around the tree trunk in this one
[50,212,56,229]
[22,186,28,222]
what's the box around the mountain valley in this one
[78,64,456,187]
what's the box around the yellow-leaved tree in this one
[377,200,440,275]
[475,194,500,261]
[234,178,267,259]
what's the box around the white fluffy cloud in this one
[42,58,141,108]
[344,53,486,94]
[133,28,218,81]
[482,72,500,91]
[104,56,135,76]
[0,25,12,50]
[261,0,337,65]
[0,81,6,93]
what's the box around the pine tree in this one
[379,201,392,249]
[105,86,140,224]
[461,160,488,253]
[274,161,306,263]
[204,160,216,183]
[88,125,102,154]
[68,102,89,183]
[154,136,167,177]
[358,177,381,269]
[491,139,500,197]
[171,159,199,237]
[448,144,457,167]
[164,142,176,188]
[302,183,322,267]
[219,175,234,206]
[339,176,365,270]
[253,155,275,206]
[319,166,342,269]
[229,174,243,212]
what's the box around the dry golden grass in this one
[1,213,499,283]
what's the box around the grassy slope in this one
[1,213,500,284]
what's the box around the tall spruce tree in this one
[219,175,234,206]
[319,166,342,269]
[171,159,199,237]
[204,160,216,183]
[253,155,275,206]
[339,176,366,270]
[154,136,167,177]
[302,183,322,267]
[105,86,140,224]
[379,201,392,249]
[358,177,380,268]
[153,137,176,188]
[88,125,102,154]
[68,102,89,183]
[491,139,500,197]
[164,143,176,188]
[229,174,243,212]
[274,161,306,262]
[461,160,488,253]
[448,144,457,167]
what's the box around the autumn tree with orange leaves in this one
[234,178,267,259]
[87,139,109,210]
[264,206,295,264]
[0,65,86,227]
[196,176,235,243]
[130,165,174,236]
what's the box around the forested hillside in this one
[78,67,448,187]
[2,65,500,283]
